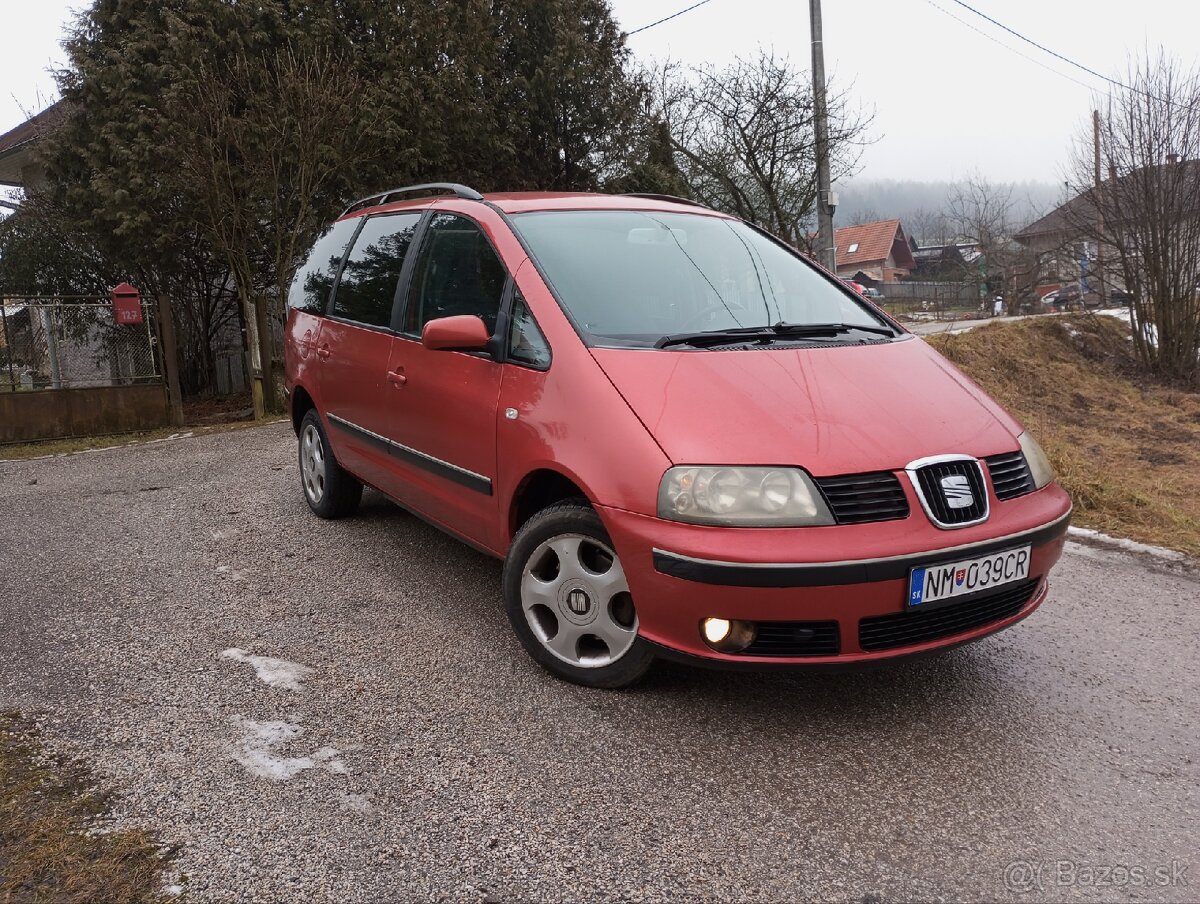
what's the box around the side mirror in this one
[421,315,491,352]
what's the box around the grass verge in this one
[928,315,1200,558]
[0,713,167,903]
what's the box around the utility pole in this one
[810,0,836,272]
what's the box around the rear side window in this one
[288,218,359,314]
[403,213,507,335]
[332,213,421,328]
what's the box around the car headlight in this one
[1018,431,1054,489]
[658,466,835,526]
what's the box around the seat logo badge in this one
[940,474,974,509]
[566,589,591,615]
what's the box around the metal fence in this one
[877,281,987,321]
[0,297,162,392]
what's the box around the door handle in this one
[387,368,407,386]
[316,344,331,360]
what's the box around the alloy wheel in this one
[519,533,638,668]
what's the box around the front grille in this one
[858,578,1040,651]
[742,620,840,656]
[814,472,910,525]
[911,459,989,527]
[985,451,1036,500]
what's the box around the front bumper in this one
[597,484,1072,666]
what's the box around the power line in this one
[943,0,1148,98]
[924,0,1096,93]
[627,0,716,36]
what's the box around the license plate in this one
[907,545,1030,608]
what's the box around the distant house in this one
[833,219,916,283]
[911,242,982,280]
[0,101,65,190]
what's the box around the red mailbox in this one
[111,282,144,325]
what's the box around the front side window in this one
[288,217,359,314]
[332,213,421,328]
[403,213,507,335]
[510,210,894,348]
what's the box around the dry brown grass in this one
[0,713,167,903]
[929,316,1200,557]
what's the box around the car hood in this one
[590,337,1023,474]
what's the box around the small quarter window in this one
[332,213,421,328]
[289,218,359,314]
[508,293,551,369]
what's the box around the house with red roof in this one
[833,218,916,284]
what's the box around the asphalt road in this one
[1,424,1197,903]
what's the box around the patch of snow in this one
[228,717,346,781]
[164,884,184,897]
[215,564,248,582]
[339,792,372,814]
[1066,526,1185,562]
[219,647,312,690]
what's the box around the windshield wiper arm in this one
[772,321,897,338]
[654,328,776,349]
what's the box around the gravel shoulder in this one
[1,423,1197,903]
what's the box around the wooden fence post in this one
[155,295,185,427]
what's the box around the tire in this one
[297,409,362,519]
[502,501,655,688]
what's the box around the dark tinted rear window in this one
[332,213,421,328]
[289,218,359,314]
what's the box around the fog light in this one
[702,617,732,644]
[700,617,757,653]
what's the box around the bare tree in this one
[944,173,1016,296]
[652,51,872,248]
[1065,53,1200,385]
[847,207,882,227]
[173,48,384,415]
[907,206,954,246]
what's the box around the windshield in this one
[510,210,893,347]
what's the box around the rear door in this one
[317,212,422,494]
[385,211,508,548]
[286,217,360,405]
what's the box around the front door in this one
[385,212,507,549]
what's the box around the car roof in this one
[342,191,735,221]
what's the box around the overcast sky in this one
[2,0,1196,185]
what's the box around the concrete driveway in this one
[0,424,1196,903]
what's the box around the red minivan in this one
[284,184,1072,687]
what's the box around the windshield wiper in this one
[772,321,897,338]
[654,321,895,349]
[654,327,777,349]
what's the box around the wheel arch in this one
[508,467,592,539]
[290,384,316,436]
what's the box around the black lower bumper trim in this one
[652,512,1070,588]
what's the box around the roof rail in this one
[341,183,484,216]
[620,193,709,209]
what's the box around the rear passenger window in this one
[289,218,359,314]
[404,213,507,335]
[332,213,421,328]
